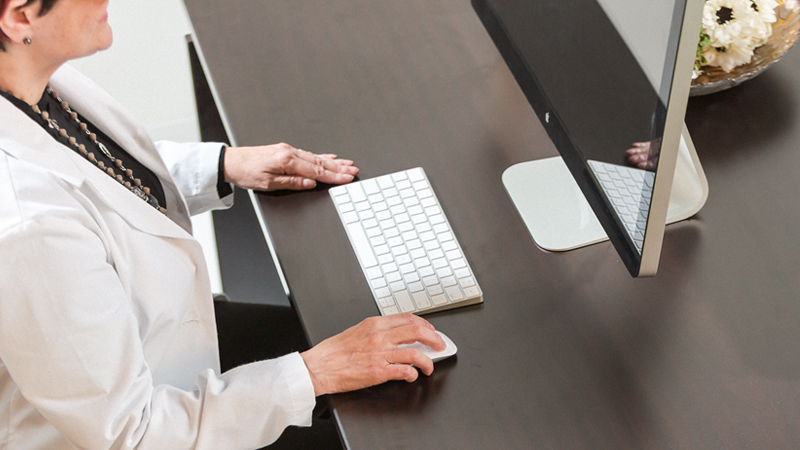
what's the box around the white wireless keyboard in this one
[330,167,483,315]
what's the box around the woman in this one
[0,0,445,448]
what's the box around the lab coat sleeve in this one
[0,193,314,449]
[154,140,234,216]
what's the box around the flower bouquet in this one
[691,0,800,95]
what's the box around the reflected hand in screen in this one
[625,140,660,171]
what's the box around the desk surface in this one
[185,0,800,448]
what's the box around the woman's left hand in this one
[224,143,359,191]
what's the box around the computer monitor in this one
[472,0,709,277]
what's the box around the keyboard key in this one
[346,222,377,267]
[362,179,380,195]
[366,267,382,279]
[392,245,408,256]
[429,249,444,260]
[377,175,394,189]
[428,284,444,296]
[412,292,432,310]
[436,267,453,278]
[386,196,403,206]
[431,293,448,305]
[407,168,425,182]
[419,266,434,277]
[408,281,424,292]
[382,305,400,315]
[423,276,439,287]
[342,212,359,224]
[333,192,351,204]
[404,272,420,284]
[446,286,465,302]
[395,290,416,313]
[392,171,408,182]
[463,286,481,298]
[400,263,416,274]
[386,271,402,283]
[403,196,420,207]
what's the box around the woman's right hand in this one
[300,313,446,396]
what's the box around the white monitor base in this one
[502,125,708,251]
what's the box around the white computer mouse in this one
[398,330,457,362]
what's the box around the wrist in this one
[300,350,326,397]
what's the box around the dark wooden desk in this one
[185,0,800,448]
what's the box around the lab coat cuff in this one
[279,352,316,427]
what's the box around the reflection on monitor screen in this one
[472,0,709,277]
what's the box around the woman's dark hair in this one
[0,0,59,51]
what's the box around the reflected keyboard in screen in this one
[330,167,483,315]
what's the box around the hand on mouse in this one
[223,143,359,191]
[300,313,446,396]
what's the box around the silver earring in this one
[23,37,31,46]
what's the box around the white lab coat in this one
[0,65,315,449]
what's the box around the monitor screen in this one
[472,0,705,276]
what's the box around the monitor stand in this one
[502,124,708,251]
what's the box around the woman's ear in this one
[0,0,38,45]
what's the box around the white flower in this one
[751,0,779,23]
[748,0,779,45]
[702,0,762,47]
[703,36,755,71]
[699,0,779,72]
